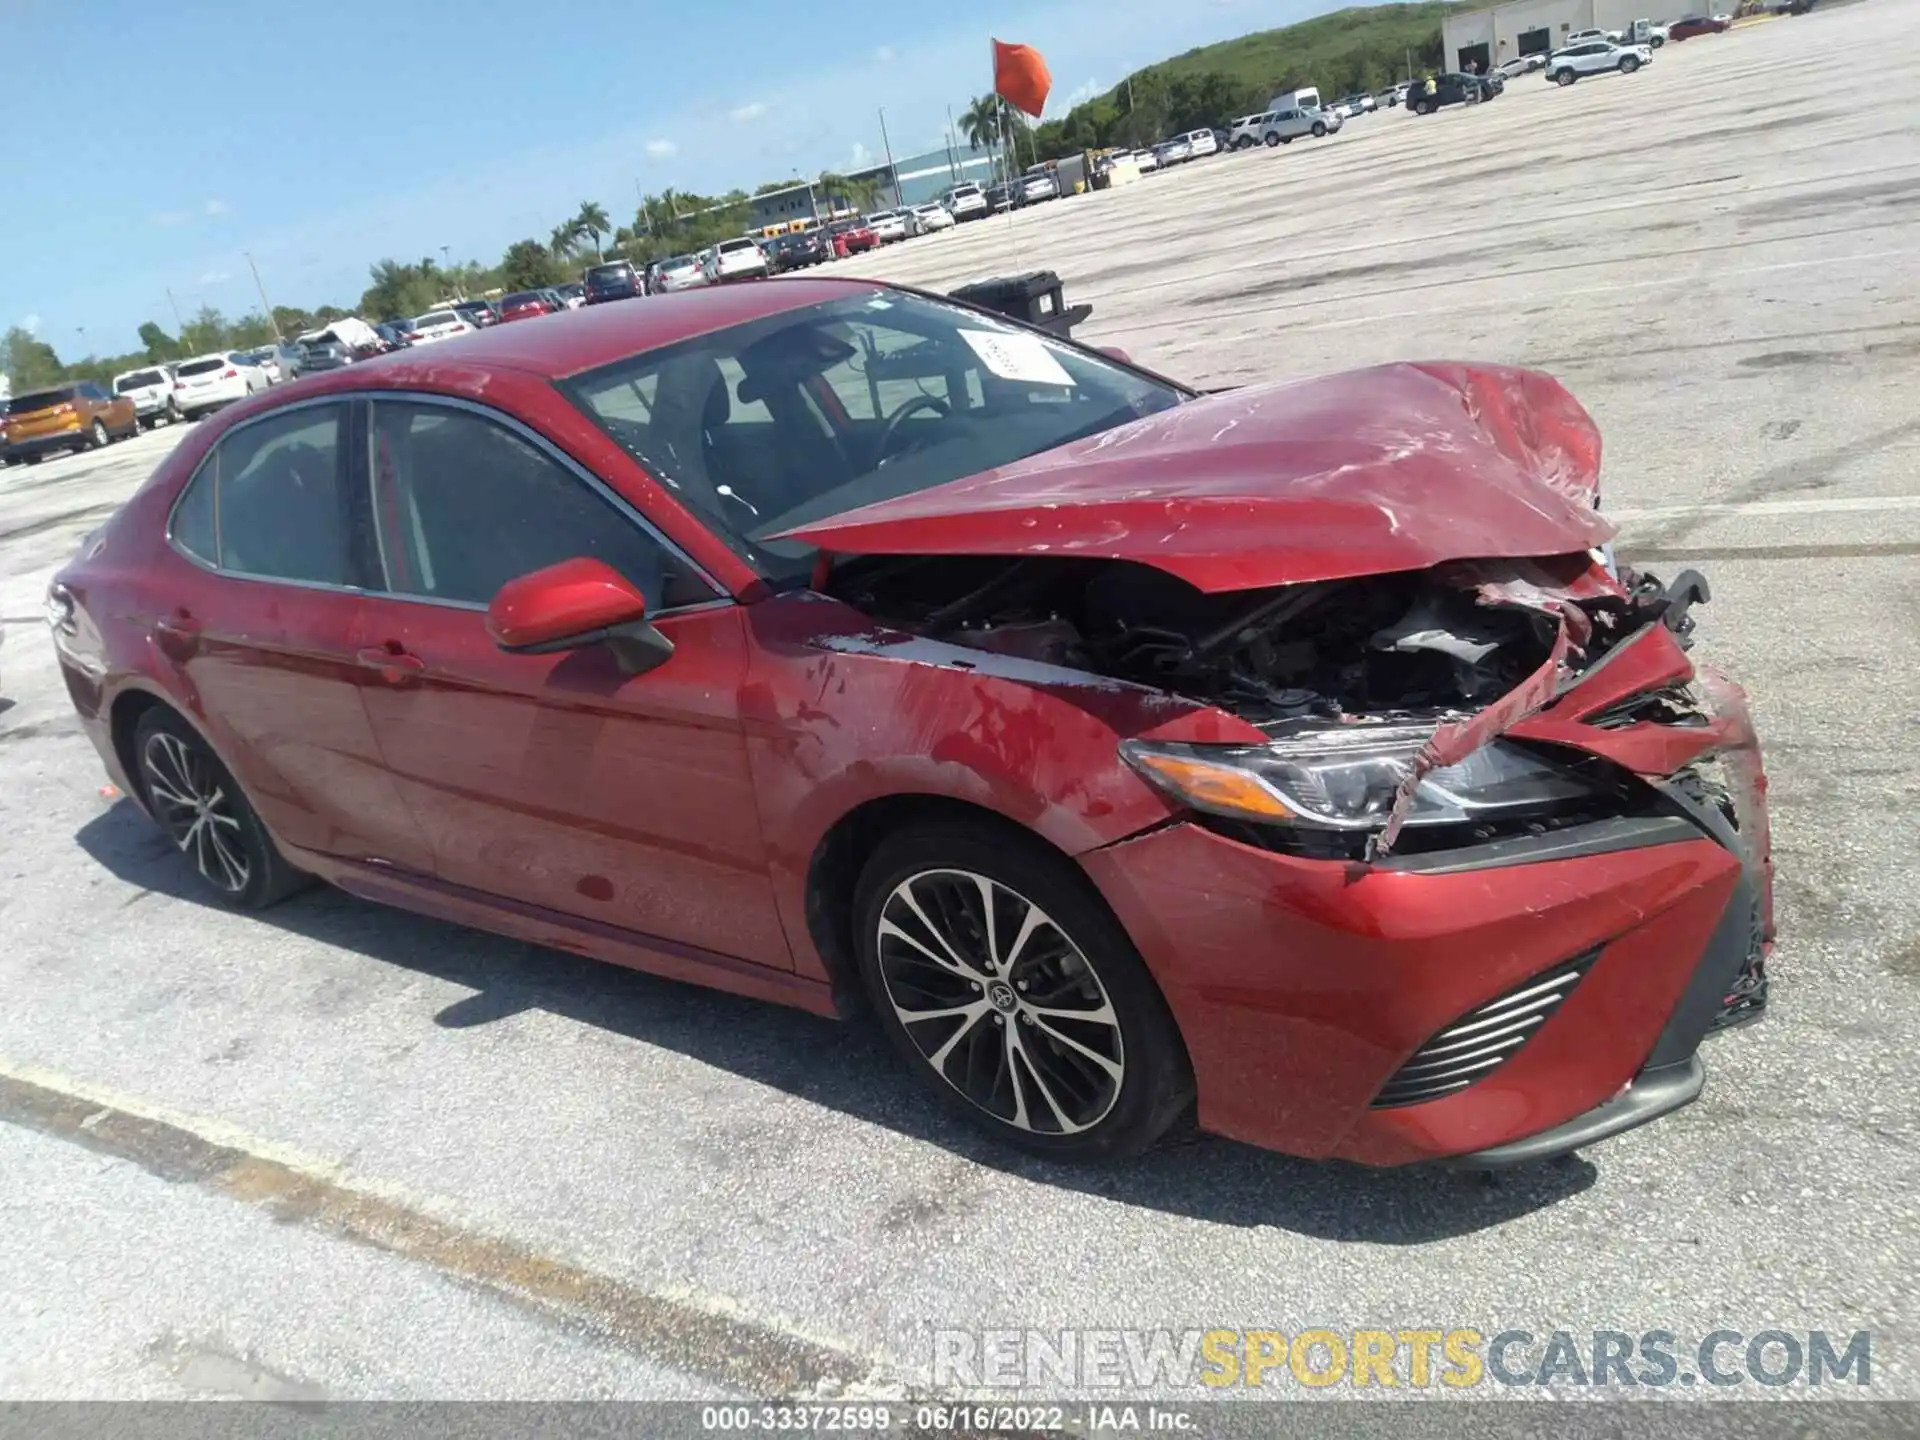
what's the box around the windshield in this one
[117,370,166,391]
[501,293,544,308]
[6,390,75,414]
[415,311,458,327]
[587,265,629,282]
[177,358,227,377]
[562,290,1186,582]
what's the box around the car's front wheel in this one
[1555,69,1578,84]
[1263,132,1281,147]
[88,419,109,449]
[853,820,1192,1160]
[133,707,309,910]
[1620,55,1641,72]
[1311,122,1327,137]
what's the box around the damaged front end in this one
[822,545,1772,1027]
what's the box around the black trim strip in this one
[1376,813,1703,875]
[1435,1056,1704,1169]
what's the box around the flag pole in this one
[990,37,1020,261]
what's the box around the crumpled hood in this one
[782,361,1612,593]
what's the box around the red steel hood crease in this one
[780,362,1613,593]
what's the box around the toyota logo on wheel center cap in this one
[986,980,1018,1012]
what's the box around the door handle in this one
[154,612,202,659]
[355,646,426,685]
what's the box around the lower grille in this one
[1371,949,1601,1109]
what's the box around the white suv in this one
[940,182,989,221]
[1259,106,1342,146]
[706,237,771,283]
[112,366,179,428]
[1547,40,1653,83]
[171,353,267,419]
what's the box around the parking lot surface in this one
[2,1,1916,1403]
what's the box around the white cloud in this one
[848,141,872,170]
[874,44,897,64]
[729,102,768,123]
[198,270,231,286]
[205,199,229,215]
[1066,77,1102,106]
[644,138,677,158]
[21,313,41,334]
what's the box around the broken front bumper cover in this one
[1439,866,1764,1169]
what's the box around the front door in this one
[348,395,792,970]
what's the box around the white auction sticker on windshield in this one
[959,329,1074,387]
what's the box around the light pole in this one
[244,251,279,340]
[878,106,902,209]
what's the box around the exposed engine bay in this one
[823,551,1707,730]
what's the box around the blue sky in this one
[2,0,1333,355]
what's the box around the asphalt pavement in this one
[0,1,1915,1409]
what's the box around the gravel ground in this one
[0,1,1915,1414]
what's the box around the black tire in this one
[852,818,1192,1161]
[132,707,310,910]
[1555,69,1577,85]
[1620,55,1641,72]
[89,419,109,449]
[1311,122,1327,137]
[26,453,43,465]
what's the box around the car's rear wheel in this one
[853,820,1192,1160]
[133,708,309,910]
[1620,55,1641,72]
[1555,69,1578,84]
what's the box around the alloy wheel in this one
[141,730,251,894]
[875,868,1125,1135]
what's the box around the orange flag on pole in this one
[992,39,1053,118]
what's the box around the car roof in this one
[308,277,882,381]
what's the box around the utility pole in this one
[946,104,959,182]
[165,288,187,341]
[878,106,902,209]
[244,252,279,340]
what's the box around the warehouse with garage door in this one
[1442,0,1669,73]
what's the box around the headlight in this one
[1119,725,1594,831]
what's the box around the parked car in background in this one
[47,276,1774,1172]
[865,210,910,243]
[1153,136,1194,166]
[410,309,478,343]
[764,230,828,272]
[112,366,181,428]
[169,353,267,420]
[1227,113,1269,148]
[984,182,1021,213]
[1407,72,1499,111]
[1668,14,1730,38]
[1547,40,1652,83]
[1180,127,1221,157]
[499,291,562,322]
[1565,27,1609,44]
[906,203,955,235]
[297,340,354,374]
[1020,171,1059,203]
[450,299,499,329]
[828,218,880,256]
[583,260,644,303]
[1333,93,1377,116]
[554,282,587,309]
[940,182,989,221]
[1496,54,1546,78]
[650,255,706,292]
[1,381,138,462]
[705,236,772,283]
[1260,105,1343,144]
[372,324,411,352]
[235,348,285,384]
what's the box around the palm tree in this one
[548,220,583,258]
[960,94,1002,152]
[574,201,611,260]
[816,170,880,217]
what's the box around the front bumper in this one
[1081,676,1772,1167]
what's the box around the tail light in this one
[222,368,238,379]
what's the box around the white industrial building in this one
[1442,0,1672,72]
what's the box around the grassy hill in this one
[1030,4,1452,154]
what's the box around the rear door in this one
[347,394,792,969]
[159,399,434,871]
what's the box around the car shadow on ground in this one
[77,801,1595,1241]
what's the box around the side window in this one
[366,401,716,612]
[170,404,359,586]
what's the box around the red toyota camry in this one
[48,278,1773,1167]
